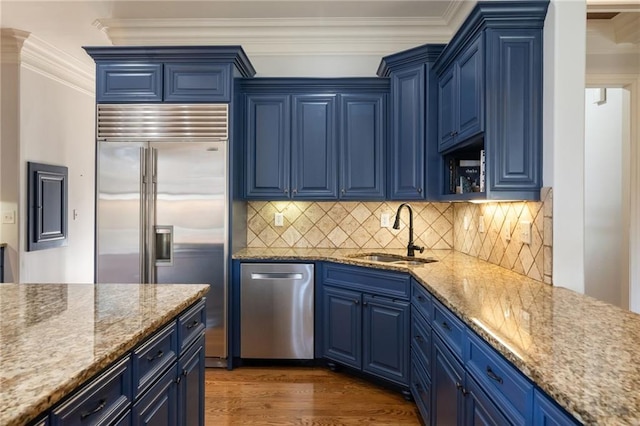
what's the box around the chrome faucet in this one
[393,203,424,257]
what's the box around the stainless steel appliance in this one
[95,104,229,366]
[240,263,314,359]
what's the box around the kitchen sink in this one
[351,253,437,266]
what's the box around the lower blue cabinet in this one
[132,364,179,426]
[431,333,465,425]
[466,375,511,426]
[178,333,205,426]
[533,390,581,426]
[323,286,362,369]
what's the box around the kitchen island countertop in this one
[0,283,209,426]
[234,247,640,425]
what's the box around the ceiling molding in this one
[21,35,95,96]
[587,19,640,54]
[1,29,31,64]
[94,17,455,56]
[587,1,640,13]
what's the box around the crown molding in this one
[612,12,640,44]
[587,20,640,54]
[20,35,94,96]
[94,17,455,56]
[587,1,640,13]
[1,29,31,64]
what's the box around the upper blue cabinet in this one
[378,44,445,200]
[433,1,548,201]
[241,79,389,200]
[84,46,256,103]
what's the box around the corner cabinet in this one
[433,1,548,201]
[321,263,410,389]
[241,79,389,200]
[377,44,445,200]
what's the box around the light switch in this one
[520,221,532,245]
[503,219,511,241]
[478,216,485,233]
[2,210,15,224]
[463,215,470,231]
[274,212,284,227]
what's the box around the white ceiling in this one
[0,0,475,68]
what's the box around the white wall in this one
[543,0,587,293]
[584,88,629,307]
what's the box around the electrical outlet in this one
[463,215,470,231]
[2,210,15,224]
[503,219,511,241]
[520,221,532,245]
[274,212,284,227]
[380,213,391,228]
[478,216,485,233]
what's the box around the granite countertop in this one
[234,247,640,425]
[0,283,209,426]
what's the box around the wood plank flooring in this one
[205,366,421,425]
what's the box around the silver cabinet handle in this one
[250,273,303,280]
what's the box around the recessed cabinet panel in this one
[97,63,163,103]
[456,37,484,142]
[323,286,362,369]
[245,95,291,198]
[437,67,456,151]
[487,29,542,196]
[164,64,230,102]
[339,94,385,199]
[292,95,338,198]
[390,66,426,199]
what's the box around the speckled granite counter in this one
[234,247,640,425]
[0,283,209,426]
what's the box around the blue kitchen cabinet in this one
[533,390,581,426]
[377,44,444,200]
[433,1,547,201]
[431,332,465,425]
[85,46,255,104]
[96,63,163,103]
[466,374,512,426]
[164,63,230,102]
[292,95,338,199]
[132,365,179,426]
[178,333,205,426]
[321,263,410,388]
[323,285,362,370]
[244,94,291,198]
[339,93,386,200]
[437,35,484,153]
[362,295,410,385]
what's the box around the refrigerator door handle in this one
[154,226,174,266]
[148,147,158,283]
[139,147,147,283]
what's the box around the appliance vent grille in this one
[97,104,228,140]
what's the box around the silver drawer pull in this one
[146,349,164,361]
[186,320,199,329]
[250,273,303,280]
[486,366,504,384]
[80,399,106,419]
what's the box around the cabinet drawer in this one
[323,263,410,299]
[432,299,466,360]
[410,352,431,425]
[411,310,432,374]
[50,356,131,426]
[132,321,177,399]
[164,63,230,102]
[96,63,163,103]
[411,280,432,322]
[178,298,206,355]
[466,331,533,425]
[132,364,178,425]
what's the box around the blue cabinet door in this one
[432,333,465,426]
[132,365,178,426]
[339,94,386,200]
[437,66,456,151]
[389,66,426,200]
[533,390,580,426]
[245,95,291,199]
[465,375,511,426]
[362,295,410,385]
[97,63,163,103]
[292,95,338,199]
[178,334,205,426]
[456,36,484,143]
[164,63,230,102]
[322,286,362,369]
[485,28,542,199]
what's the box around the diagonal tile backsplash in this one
[246,188,553,284]
[247,201,454,250]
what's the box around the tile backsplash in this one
[247,201,454,250]
[453,188,553,284]
[246,188,553,284]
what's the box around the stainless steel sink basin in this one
[352,253,437,266]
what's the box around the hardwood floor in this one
[205,366,421,425]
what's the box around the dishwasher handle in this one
[250,272,304,280]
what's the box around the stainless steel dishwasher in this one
[240,263,314,359]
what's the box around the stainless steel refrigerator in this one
[95,104,229,367]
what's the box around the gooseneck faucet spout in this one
[393,203,425,257]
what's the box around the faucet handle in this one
[418,245,425,254]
